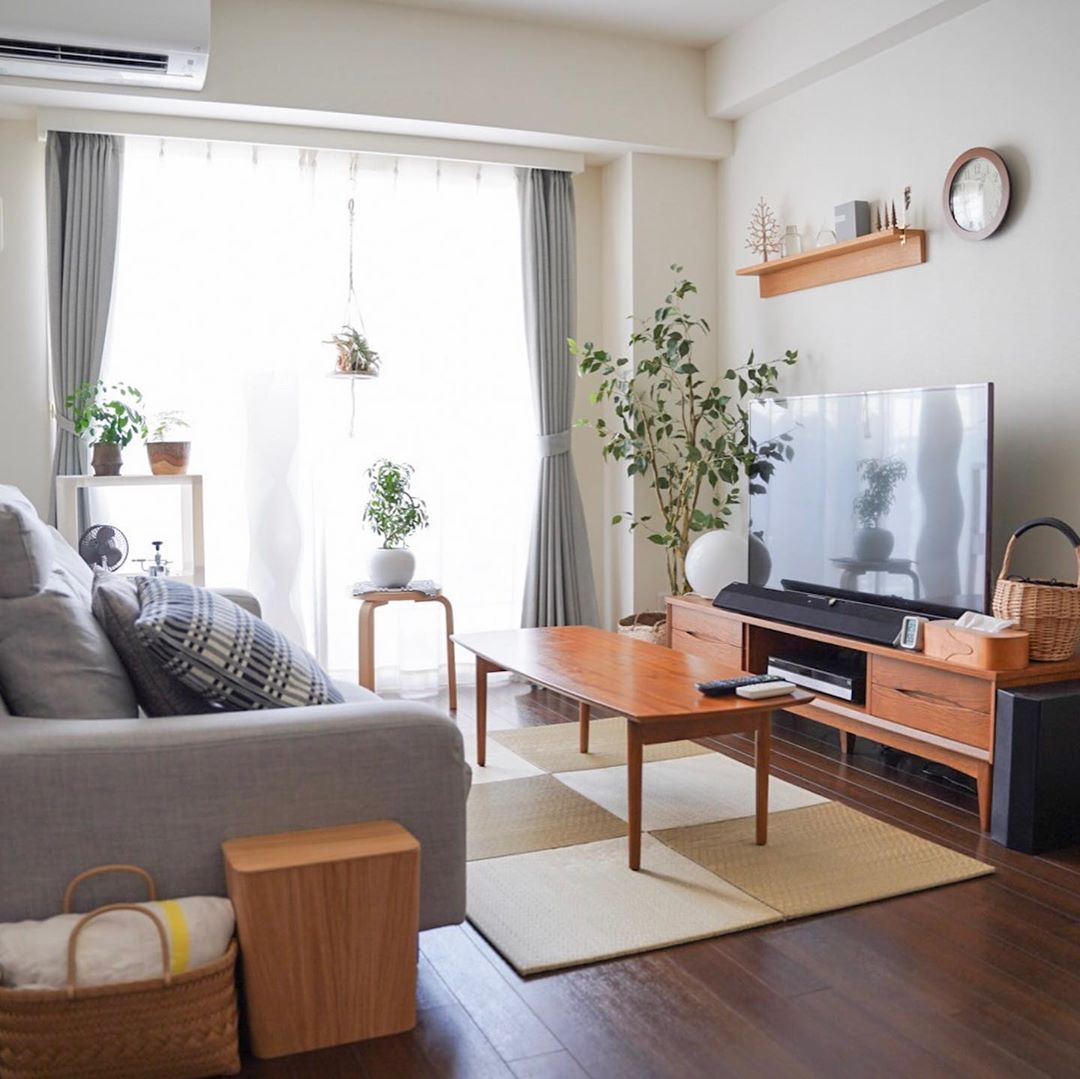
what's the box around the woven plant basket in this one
[617,612,667,645]
[992,517,1080,662]
[0,866,240,1079]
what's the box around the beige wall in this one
[0,118,50,514]
[720,0,1080,581]
[574,153,719,624]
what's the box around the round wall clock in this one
[943,147,1011,240]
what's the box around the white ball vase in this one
[368,547,415,588]
[684,530,746,597]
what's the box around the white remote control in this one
[735,680,796,700]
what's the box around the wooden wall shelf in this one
[736,227,926,298]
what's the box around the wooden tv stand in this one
[666,594,1080,831]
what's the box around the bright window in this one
[103,137,534,688]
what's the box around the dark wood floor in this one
[240,681,1080,1079]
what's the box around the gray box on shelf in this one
[834,201,871,242]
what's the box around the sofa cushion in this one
[50,526,93,605]
[0,486,53,599]
[92,571,219,717]
[0,488,138,719]
[0,568,139,719]
[135,577,344,710]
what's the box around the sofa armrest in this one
[0,701,468,929]
[209,587,261,617]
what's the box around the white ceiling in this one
[365,0,782,47]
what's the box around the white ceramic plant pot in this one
[369,547,415,588]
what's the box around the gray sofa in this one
[0,486,469,929]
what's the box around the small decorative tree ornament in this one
[900,185,912,244]
[745,197,781,262]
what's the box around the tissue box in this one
[923,620,1030,671]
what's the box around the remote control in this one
[696,674,784,698]
[735,680,797,700]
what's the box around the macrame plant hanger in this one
[328,153,380,437]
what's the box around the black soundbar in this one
[712,582,911,646]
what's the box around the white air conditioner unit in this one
[0,0,209,92]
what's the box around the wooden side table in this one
[223,821,420,1059]
[356,587,458,711]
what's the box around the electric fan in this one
[78,524,129,572]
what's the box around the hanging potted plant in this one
[853,456,908,561]
[326,325,380,376]
[363,459,430,587]
[66,380,148,477]
[145,410,192,475]
[572,266,798,619]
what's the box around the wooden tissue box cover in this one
[923,620,1030,670]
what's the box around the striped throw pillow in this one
[135,577,344,710]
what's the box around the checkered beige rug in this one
[466,720,993,975]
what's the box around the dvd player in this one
[767,655,866,703]
[712,582,909,646]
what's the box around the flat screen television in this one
[748,383,994,613]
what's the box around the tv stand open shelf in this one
[666,594,1080,831]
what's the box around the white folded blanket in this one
[0,897,235,990]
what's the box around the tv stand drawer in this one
[869,656,992,750]
[669,604,743,650]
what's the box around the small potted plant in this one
[326,325,380,376]
[363,459,429,587]
[853,456,908,561]
[66,380,148,476]
[146,410,192,475]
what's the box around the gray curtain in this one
[518,168,599,627]
[46,131,123,522]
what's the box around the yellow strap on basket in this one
[159,900,190,974]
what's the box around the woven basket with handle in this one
[617,612,667,645]
[992,517,1080,662]
[0,865,240,1079]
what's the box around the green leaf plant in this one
[65,380,148,448]
[362,459,430,549]
[853,456,908,529]
[571,266,798,596]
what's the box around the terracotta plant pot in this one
[147,441,192,476]
[91,442,123,476]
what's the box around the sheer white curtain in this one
[103,137,534,690]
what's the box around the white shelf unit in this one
[55,473,205,586]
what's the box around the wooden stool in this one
[223,821,419,1059]
[356,587,458,711]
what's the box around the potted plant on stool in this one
[853,456,908,561]
[363,459,430,588]
[66,380,148,477]
[146,410,192,475]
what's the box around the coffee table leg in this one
[579,701,590,753]
[627,723,643,870]
[755,713,771,846]
[476,657,490,767]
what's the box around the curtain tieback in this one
[537,430,571,457]
[55,416,78,436]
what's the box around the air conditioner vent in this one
[0,37,169,73]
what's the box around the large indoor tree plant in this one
[572,267,798,597]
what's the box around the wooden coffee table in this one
[453,626,813,870]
